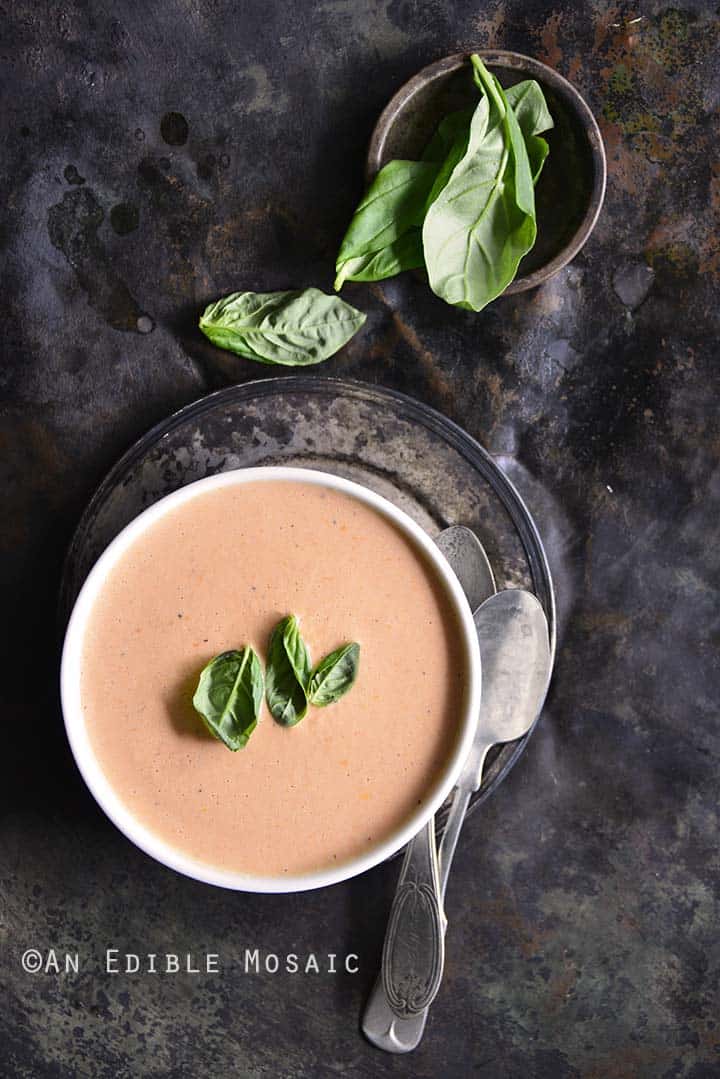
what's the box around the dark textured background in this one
[2,2,719,1076]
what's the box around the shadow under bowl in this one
[366,49,607,293]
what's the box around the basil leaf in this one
[337,160,440,258]
[422,56,537,312]
[504,80,553,183]
[523,133,549,185]
[308,643,360,707]
[282,614,312,689]
[335,229,425,287]
[334,160,439,288]
[505,83,557,183]
[504,80,554,136]
[423,82,551,180]
[199,288,365,366]
[266,615,310,726]
[493,82,535,218]
[424,124,472,210]
[422,108,474,164]
[192,647,264,751]
[423,82,552,199]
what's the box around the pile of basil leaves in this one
[200,55,553,366]
[336,56,553,311]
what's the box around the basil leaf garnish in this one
[282,614,312,688]
[308,643,360,707]
[266,615,310,726]
[199,288,366,366]
[192,647,264,751]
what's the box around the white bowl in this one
[61,466,482,892]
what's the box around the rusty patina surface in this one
[1,2,718,1076]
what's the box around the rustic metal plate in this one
[60,376,556,837]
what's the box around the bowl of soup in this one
[61,467,482,892]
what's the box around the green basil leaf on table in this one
[422,56,537,312]
[192,647,264,751]
[334,160,439,288]
[199,288,365,366]
[266,615,310,727]
[308,643,360,707]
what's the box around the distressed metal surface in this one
[1,2,719,1077]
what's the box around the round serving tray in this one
[60,376,556,838]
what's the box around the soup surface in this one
[80,479,468,877]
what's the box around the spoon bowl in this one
[436,525,495,613]
[462,588,552,790]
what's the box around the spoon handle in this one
[381,817,445,1015]
[361,772,487,1053]
[362,818,444,1049]
[437,786,473,899]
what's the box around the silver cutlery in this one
[435,525,496,613]
[363,556,551,1052]
[361,526,495,1035]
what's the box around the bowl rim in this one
[366,48,607,294]
[60,465,482,893]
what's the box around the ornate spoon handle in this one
[380,818,445,1018]
[362,793,470,1053]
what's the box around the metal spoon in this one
[361,525,496,1046]
[435,525,496,613]
[363,587,552,1052]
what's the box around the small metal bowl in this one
[367,49,607,293]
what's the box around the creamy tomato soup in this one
[80,480,467,877]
